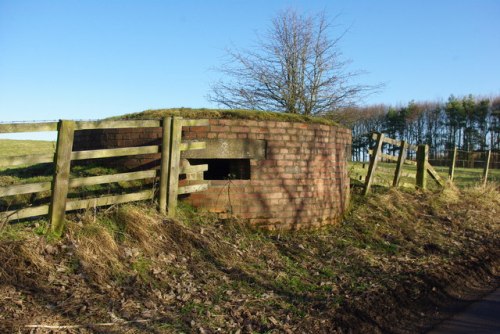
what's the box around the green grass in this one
[0,139,55,158]
[0,139,56,187]
[437,165,500,186]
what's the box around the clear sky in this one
[1,0,499,139]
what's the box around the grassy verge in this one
[1,184,498,333]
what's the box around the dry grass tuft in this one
[0,235,51,286]
[438,181,461,205]
[66,219,122,285]
[114,204,164,254]
[462,183,500,207]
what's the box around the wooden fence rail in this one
[0,117,209,235]
[363,132,444,195]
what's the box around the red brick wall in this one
[73,127,163,170]
[73,119,351,230]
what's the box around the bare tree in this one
[209,9,380,115]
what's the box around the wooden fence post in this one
[448,146,457,181]
[393,140,407,187]
[416,144,428,190]
[167,117,182,217]
[158,117,172,214]
[49,120,75,236]
[483,150,491,186]
[363,132,384,195]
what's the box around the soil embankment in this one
[1,185,499,333]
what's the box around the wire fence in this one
[429,150,500,169]
[350,143,500,188]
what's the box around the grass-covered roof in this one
[114,108,338,126]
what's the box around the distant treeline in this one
[331,95,500,162]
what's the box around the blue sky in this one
[1,0,499,139]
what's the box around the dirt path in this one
[427,286,500,334]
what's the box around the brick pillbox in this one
[73,119,352,230]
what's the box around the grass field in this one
[349,161,500,188]
[0,139,56,188]
[0,139,55,158]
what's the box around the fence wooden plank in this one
[181,119,210,127]
[167,117,182,217]
[483,150,491,186]
[70,145,159,160]
[0,153,54,168]
[393,141,408,187]
[376,152,397,162]
[1,190,155,222]
[179,141,206,151]
[49,120,75,236]
[186,173,204,181]
[0,205,49,222]
[75,120,161,130]
[65,190,153,211]
[426,162,445,186]
[372,133,418,151]
[416,145,428,189]
[0,182,51,197]
[178,183,209,195]
[1,117,215,226]
[448,146,457,181]
[69,170,156,188]
[159,117,172,214]
[0,122,58,133]
[368,150,417,166]
[363,132,384,195]
[180,164,208,175]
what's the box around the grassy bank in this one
[1,184,498,333]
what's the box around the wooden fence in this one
[0,117,209,235]
[363,132,444,195]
